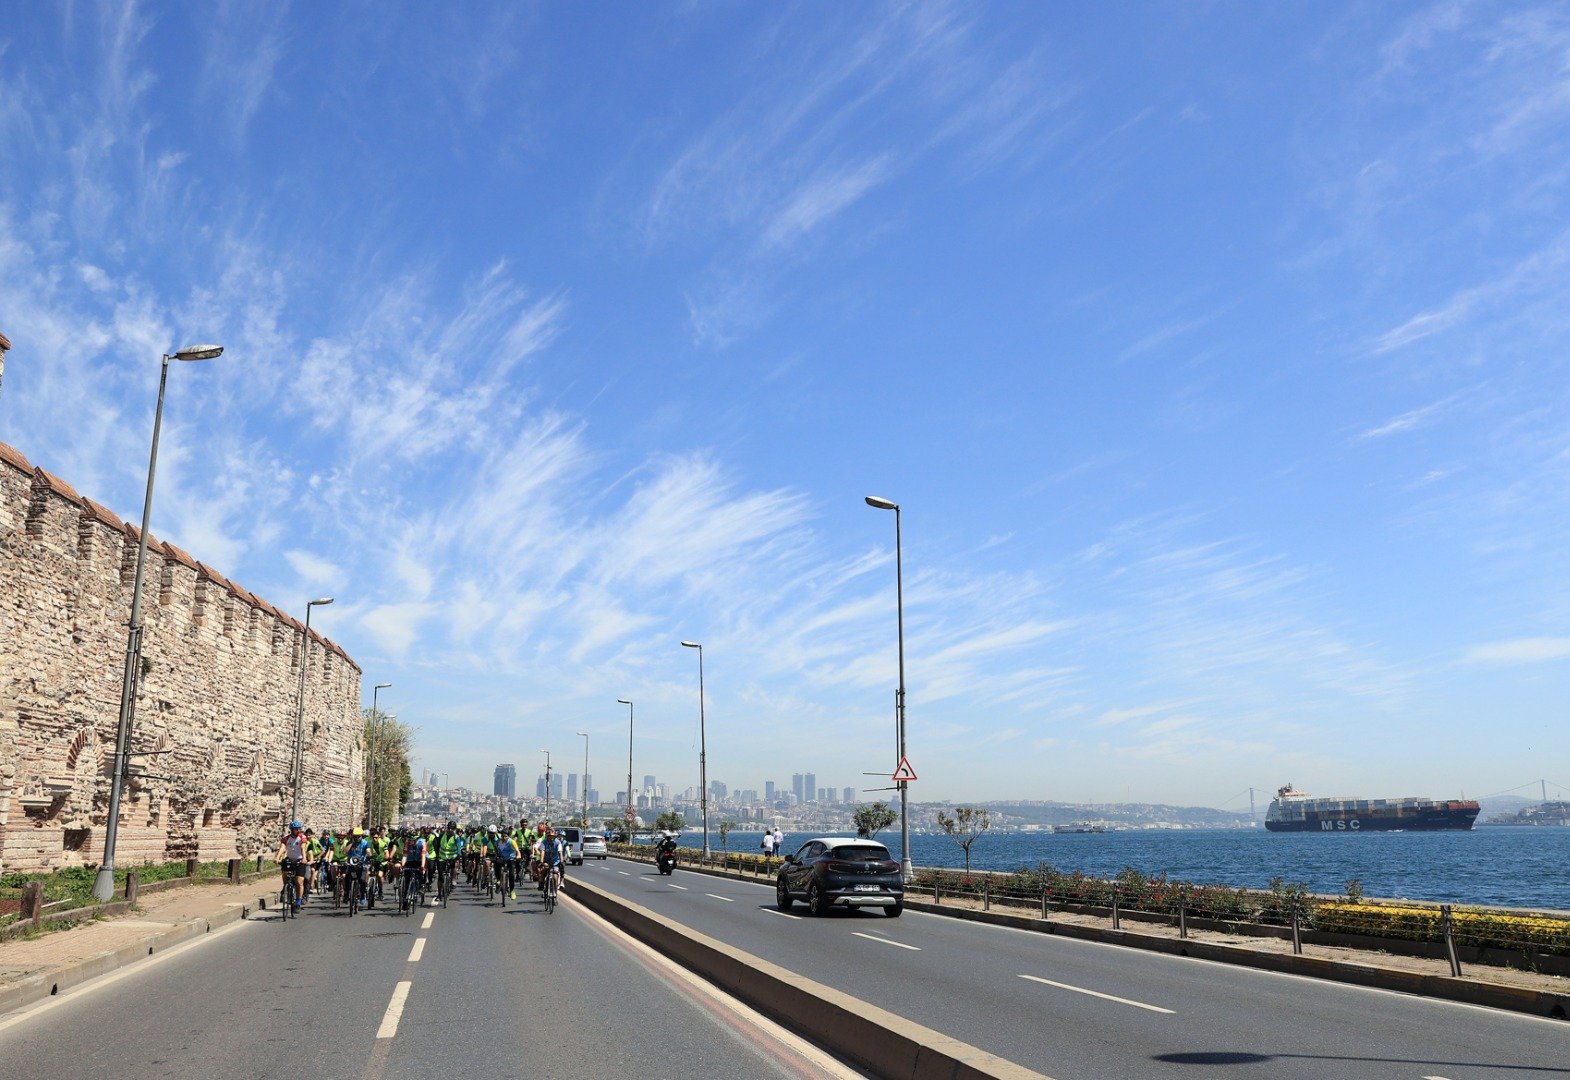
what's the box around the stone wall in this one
[0,439,363,872]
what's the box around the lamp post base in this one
[91,866,117,903]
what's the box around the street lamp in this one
[290,597,334,824]
[865,494,912,883]
[93,343,224,903]
[680,641,709,861]
[576,731,589,825]
[541,749,552,819]
[368,682,391,829]
[618,699,633,836]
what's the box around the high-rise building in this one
[536,775,547,798]
[804,773,817,804]
[493,764,517,798]
[567,774,578,801]
[551,773,564,799]
[843,786,855,803]
[765,780,776,803]
[643,774,656,792]
[711,780,727,798]
[792,774,804,803]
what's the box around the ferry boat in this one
[1264,784,1479,833]
[1051,822,1107,834]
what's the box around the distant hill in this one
[1477,795,1535,818]
[943,800,1253,828]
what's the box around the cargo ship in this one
[1264,784,1480,832]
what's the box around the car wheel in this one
[808,882,829,917]
[776,879,793,911]
[884,901,904,918]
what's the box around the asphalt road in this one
[578,855,1570,1080]
[0,871,861,1080]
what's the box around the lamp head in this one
[310,597,334,607]
[617,699,632,705]
[577,731,589,737]
[864,496,898,511]
[375,682,392,690]
[172,343,224,361]
[681,640,701,649]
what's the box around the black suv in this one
[776,837,904,917]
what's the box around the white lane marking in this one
[706,894,736,903]
[853,931,920,951]
[618,870,631,876]
[376,980,413,1039]
[667,884,689,891]
[407,938,425,962]
[1018,974,1173,1014]
[1422,1076,1456,1079]
[765,908,803,921]
[0,918,250,1030]
[421,912,434,929]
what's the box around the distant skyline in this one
[5,4,1570,806]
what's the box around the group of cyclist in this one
[275,818,571,914]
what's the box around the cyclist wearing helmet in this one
[276,821,308,911]
[341,827,373,907]
[536,826,566,893]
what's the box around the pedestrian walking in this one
[761,830,775,865]
[772,826,784,860]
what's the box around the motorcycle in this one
[656,843,677,876]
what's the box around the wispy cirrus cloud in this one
[1464,637,1570,664]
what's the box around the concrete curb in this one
[568,876,1050,1080]
[609,853,1570,1023]
[0,906,250,1019]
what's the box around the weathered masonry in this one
[0,438,363,872]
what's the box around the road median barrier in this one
[567,875,1050,1080]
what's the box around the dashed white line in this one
[1018,974,1174,1014]
[1422,1076,1457,1079]
[407,938,425,962]
[421,912,434,929]
[667,883,689,890]
[706,894,735,903]
[618,871,631,876]
[376,980,413,1039]
[765,908,803,921]
[852,931,920,951]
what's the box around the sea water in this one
[680,826,1569,909]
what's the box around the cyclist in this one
[301,828,323,902]
[368,825,391,903]
[318,829,340,902]
[399,828,428,910]
[435,821,462,899]
[493,827,521,901]
[276,820,308,912]
[537,826,566,898]
[341,827,373,909]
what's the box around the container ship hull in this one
[1264,785,1480,833]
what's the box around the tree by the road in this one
[936,806,991,873]
[655,810,685,835]
[853,801,897,839]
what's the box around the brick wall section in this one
[0,438,363,872]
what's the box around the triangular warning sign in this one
[891,756,917,782]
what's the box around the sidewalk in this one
[0,879,270,1016]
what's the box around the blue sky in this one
[4,2,1570,808]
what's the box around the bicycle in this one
[543,864,561,913]
[279,862,300,922]
[401,869,424,915]
[436,859,452,908]
[344,857,367,916]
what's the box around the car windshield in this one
[829,845,891,862]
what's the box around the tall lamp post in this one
[93,343,224,902]
[618,699,634,837]
[368,682,391,828]
[865,495,912,883]
[290,597,334,824]
[540,750,552,819]
[576,731,590,825]
[680,641,709,861]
